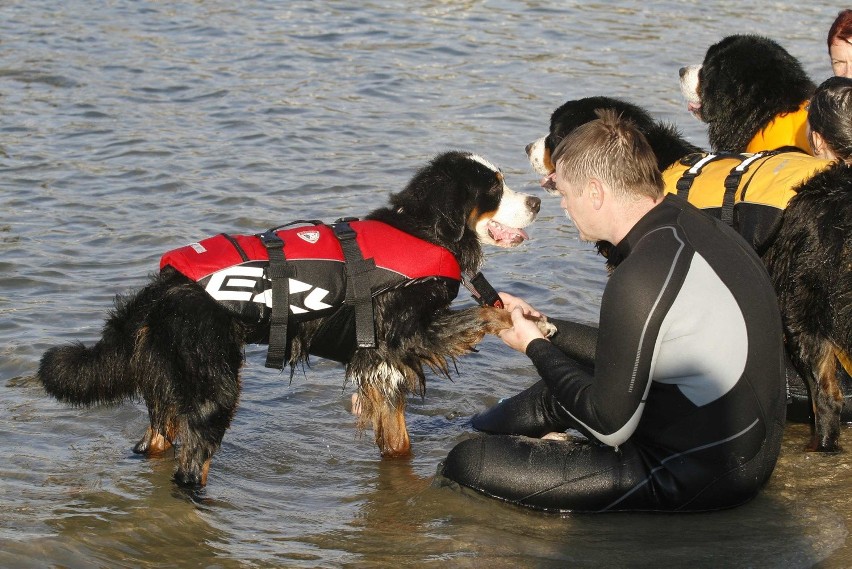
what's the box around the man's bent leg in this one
[471,380,574,437]
[436,434,653,512]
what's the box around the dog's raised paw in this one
[538,318,557,338]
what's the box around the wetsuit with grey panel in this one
[438,194,786,512]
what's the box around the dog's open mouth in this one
[487,219,529,247]
[687,101,702,118]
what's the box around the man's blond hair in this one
[552,109,663,200]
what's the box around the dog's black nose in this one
[678,67,687,78]
[528,196,541,213]
[524,142,533,156]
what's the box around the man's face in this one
[830,38,852,78]
[552,167,595,242]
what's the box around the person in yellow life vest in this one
[807,76,852,162]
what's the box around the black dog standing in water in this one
[37,151,546,488]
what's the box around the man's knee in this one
[471,380,570,436]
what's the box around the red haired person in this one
[828,9,852,77]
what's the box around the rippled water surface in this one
[2,1,850,567]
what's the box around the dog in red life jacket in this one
[37,151,548,489]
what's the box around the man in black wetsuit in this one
[437,110,787,512]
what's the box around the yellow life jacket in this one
[661,150,832,252]
[745,100,812,155]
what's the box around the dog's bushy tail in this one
[36,279,160,407]
[38,337,137,406]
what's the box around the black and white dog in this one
[678,34,814,154]
[37,151,548,488]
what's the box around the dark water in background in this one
[1,1,850,567]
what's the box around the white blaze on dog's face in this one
[679,64,703,119]
[468,154,539,248]
[526,135,551,176]
[525,135,559,195]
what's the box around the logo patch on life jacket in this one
[190,242,207,254]
[204,265,333,313]
[297,230,320,244]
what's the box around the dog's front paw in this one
[537,317,557,338]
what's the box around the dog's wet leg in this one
[131,325,181,456]
[424,306,510,358]
[364,386,411,458]
[133,402,179,455]
[810,345,843,452]
[428,306,553,358]
[173,399,235,488]
[172,364,240,488]
[133,424,175,455]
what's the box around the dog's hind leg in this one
[133,426,172,455]
[130,326,181,456]
[838,349,852,380]
[132,415,178,455]
[138,285,246,488]
[800,340,844,452]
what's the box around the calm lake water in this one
[2,1,849,567]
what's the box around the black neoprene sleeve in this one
[545,318,598,368]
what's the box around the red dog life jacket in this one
[159,220,462,363]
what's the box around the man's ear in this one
[588,178,605,210]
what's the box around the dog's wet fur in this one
[37,151,545,488]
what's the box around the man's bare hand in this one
[498,306,548,353]
[498,292,544,320]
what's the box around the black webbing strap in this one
[462,272,504,308]
[720,152,765,227]
[675,153,719,198]
[332,219,377,348]
[259,229,292,369]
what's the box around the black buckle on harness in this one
[260,229,292,370]
[463,272,504,309]
[721,172,743,228]
[332,219,378,349]
[675,152,723,199]
[720,151,770,228]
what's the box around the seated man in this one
[436,109,787,512]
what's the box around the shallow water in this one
[1,1,849,567]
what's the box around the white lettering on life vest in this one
[205,266,332,314]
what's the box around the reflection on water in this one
[1,1,849,567]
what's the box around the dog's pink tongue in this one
[489,220,529,246]
[688,101,702,114]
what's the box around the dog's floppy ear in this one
[431,176,468,242]
[435,207,466,242]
